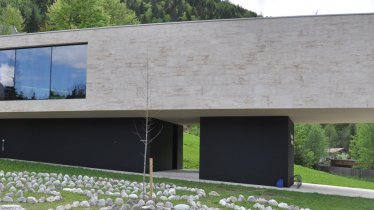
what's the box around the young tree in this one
[45,0,138,30]
[336,124,356,150]
[134,49,162,200]
[324,124,339,148]
[0,5,24,34]
[295,124,328,168]
[46,0,111,30]
[350,124,374,169]
[101,0,139,25]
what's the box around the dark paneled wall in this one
[200,116,294,187]
[0,118,182,172]
[172,125,183,169]
[149,121,183,171]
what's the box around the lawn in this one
[183,133,374,190]
[183,133,200,169]
[1,158,374,210]
[294,165,374,190]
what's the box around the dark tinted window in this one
[0,44,87,101]
[50,45,87,99]
[15,47,51,100]
[0,50,16,100]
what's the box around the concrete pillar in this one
[200,116,294,187]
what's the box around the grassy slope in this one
[1,159,374,210]
[183,133,200,169]
[183,133,374,190]
[295,165,374,190]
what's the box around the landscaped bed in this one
[1,159,374,210]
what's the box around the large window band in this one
[0,44,87,100]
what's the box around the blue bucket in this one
[276,178,284,188]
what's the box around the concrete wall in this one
[1,14,374,123]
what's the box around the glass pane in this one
[50,45,87,99]
[15,47,51,100]
[0,50,16,100]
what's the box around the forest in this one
[0,0,257,34]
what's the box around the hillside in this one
[0,0,258,33]
[183,133,200,169]
[124,0,258,23]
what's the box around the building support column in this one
[200,116,294,187]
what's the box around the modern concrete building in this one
[0,13,374,187]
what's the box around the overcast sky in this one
[229,0,374,17]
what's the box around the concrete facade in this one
[0,14,374,124]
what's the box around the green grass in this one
[295,165,374,190]
[183,133,200,169]
[1,159,374,210]
[184,133,374,190]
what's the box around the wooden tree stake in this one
[149,157,153,199]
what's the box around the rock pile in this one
[219,195,311,210]
[0,170,311,210]
[0,170,217,210]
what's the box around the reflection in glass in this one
[15,47,51,100]
[0,44,87,101]
[0,50,16,100]
[50,45,87,99]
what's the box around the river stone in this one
[72,201,79,208]
[89,197,97,206]
[27,197,38,204]
[257,198,268,204]
[80,201,90,207]
[268,199,278,206]
[38,197,45,203]
[175,204,190,210]
[228,196,237,203]
[15,191,23,198]
[247,196,256,202]
[115,198,124,205]
[138,199,145,206]
[289,205,300,210]
[208,191,220,197]
[46,196,55,202]
[106,198,113,206]
[141,205,155,210]
[219,199,227,206]
[9,186,16,192]
[145,200,155,206]
[64,204,71,210]
[160,196,167,201]
[0,205,25,210]
[2,196,13,203]
[168,195,177,200]
[132,204,142,210]
[253,203,264,209]
[16,197,26,203]
[98,199,106,207]
[120,204,131,210]
[128,194,138,199]
[278,203,289,209]
[165,202,173,208]
[56,206,65,210]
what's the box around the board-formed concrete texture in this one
[0,13,374,124]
